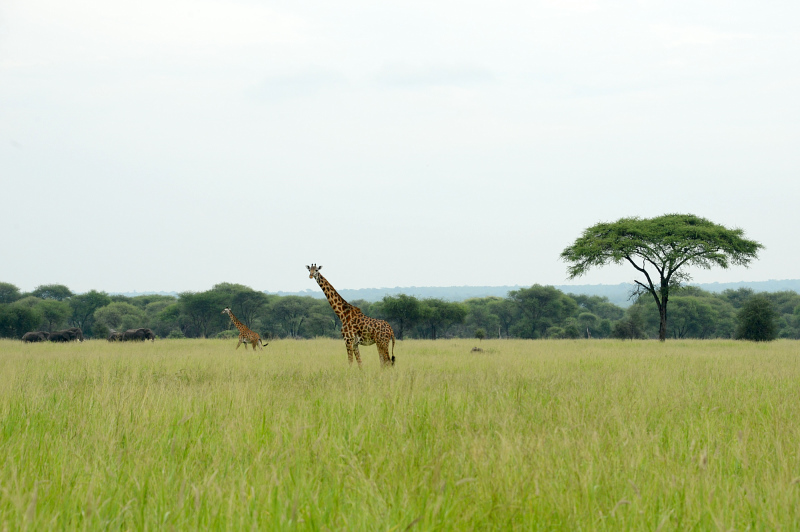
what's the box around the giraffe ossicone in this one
[306,264,395,368]
[222,306,268,350]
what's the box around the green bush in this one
[735,295,778,342]
[0,304,42,339]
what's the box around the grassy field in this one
[1,338,800,530]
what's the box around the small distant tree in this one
[612,304,647,340]
[463,298,501,339]
[508,285,577,339]
[0,305,41,338]
[0,283,22,304]
[562,214,763,341]
[212,283,270,327]
[38,299,72,331]
[488,298,516,338]
[721,287,755,309]
[546,326,566,339]
[69,290,112,337]
[155,303,182,338]
[735,295,778,342]
[178,290,225,338]
[382,294,422,340]
[474,328,486,341]
[572,295,625,321]
[667,296,716,339]
[303,299,338,338]
[268,296,314,338]
[418,299,467,340]
[563,320,582,339]
[12,296,41,309]
[94,302,147,332]
[31,284,73,301]
[145,300,176,331]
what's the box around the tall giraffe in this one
[307,264,395,367]
[222,307,268,350]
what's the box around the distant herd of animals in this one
[107,328,156,342]
[20,265,397,368]
[22,327,84,343]
[22,327,155,343]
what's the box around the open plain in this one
[1,338,799,530]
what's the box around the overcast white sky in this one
[1,0,798,294]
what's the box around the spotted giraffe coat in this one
[222,307,267,350]
[307,264,395,367]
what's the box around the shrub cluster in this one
[0,282,795,341]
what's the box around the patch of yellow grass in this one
[1,338,799,529]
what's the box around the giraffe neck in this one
[316,273,350,321]
[227,310,247,332]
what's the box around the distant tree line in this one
[0,281,796,342]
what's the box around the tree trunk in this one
[647,286,668,342]
[658,305,667,341]
[657,291,670,341]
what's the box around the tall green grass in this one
[1,338,799,530]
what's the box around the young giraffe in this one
[307,264,395,367]
[222,307,268,350]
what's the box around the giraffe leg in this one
[345,338,356,366]
[382,341,395,367]
[377,341,390,366]
[352,343,363,368]
[236,337,243,349]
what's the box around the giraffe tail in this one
[391,333,396,366]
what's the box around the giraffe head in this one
[307,264,322,281]
[222,307,232,316]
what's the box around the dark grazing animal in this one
[22,331,50,342]
[64,327,84,341]
[48,327,84,343]
[122,328,156,342]
[49,331,70,342]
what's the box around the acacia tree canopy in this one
[382,294,422,339]
[560,213,763,341]
[31,284,74,301]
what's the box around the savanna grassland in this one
[1,338,800,530]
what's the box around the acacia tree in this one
[418,299,467,340]
[178,291,225,338]
[561,213,763,341]
[508,285,578,339]
[0,283,21,304]
[269,296,314,338]
[488,298,516,339]
[211,283,270,328]
[382,294,421,339]
[68,290,112,337]
[31,284,74,301]
[38,300,72,331]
